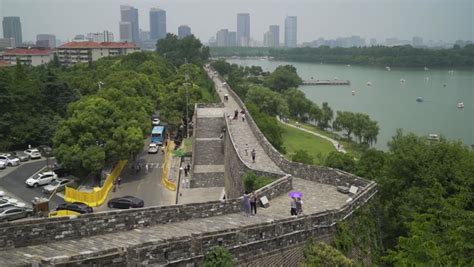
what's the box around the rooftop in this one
[2,48,53,55]
[59,41,137,49]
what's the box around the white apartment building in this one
[57,41,140,66]
[0,48,54,66]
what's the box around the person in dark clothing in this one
[290,197,297,216]
[234,110,239,120]
[251,149,256,163]
[250,192,258,215]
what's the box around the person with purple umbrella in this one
[288,191,303,217]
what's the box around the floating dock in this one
[301,79,350,86]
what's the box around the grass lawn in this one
[286,119,365,159]
[279,122,336,165]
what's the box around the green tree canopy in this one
[156,33,209,66]
[245,85,289,116]
[291,149,314,165]
[264,65,302,92]
[201,246,235,267]
[302,238,353,267]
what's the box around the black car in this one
[107,196,144,209]
[52,165,69,178]
[56,202,93,214]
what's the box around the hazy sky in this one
[1,0,472,44]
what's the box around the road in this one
[95,138,175,212]
[0,159,65,209]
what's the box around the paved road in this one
[0,159,65,208]
[95,138,174,212]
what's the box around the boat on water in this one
[352,90,356,96]
[428,134,440,141]
[424,67,429,71]
[425,77,430,81]
[386,66,391,71]
[347,64,351,67]
[400,78,406,83]
[416,97,424,102]
[443,83,447,87]
[457,102,465,108]
[448,70,454,74]
[366,81,372,86]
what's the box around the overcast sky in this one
[1,0,472,44]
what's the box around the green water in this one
[227,59,474,150]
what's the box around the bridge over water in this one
[0,66,376,266]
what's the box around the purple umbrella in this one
[288,191,303,198]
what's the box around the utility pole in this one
[184,59,190,138]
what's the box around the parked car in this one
[37,145,53,157]
[24,149,42,159]
[0,207,33,222]
[42,178,75,194]
[52,164,70,178]
[107,196,144,209]
[10,151,30,162]
[147,143,159,154]
[152,118,160,126]
[0,160,6,169]
[56,202,93,214]
[0,154,20,166]
[25,171,57,187]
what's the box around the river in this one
[226,59,474,150]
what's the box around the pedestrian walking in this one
[243,192,251,217]
[244,144,249,156]
[145,163,149,173]
[234,110,239,120]
[251,149,256,163]
[296,197,303,215]
[296,121,300,128]
[290,197,297,216]
[113,179,117,192]
[250,192,258,216]
[186,163,191,173]
[242,113,246,122]
[117,177,122,188]
[184,166,188,177]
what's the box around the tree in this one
[302,238,353,267]
[247,103,286,153]
[292,149,314,165]
[284,88,313,120]
[332,111,356,140]
[319,102,334,129]
[264,65,302,92]
[156,33,209,66]
[245,85,289,117]
[324,152,355,172]
[202,246,235,267]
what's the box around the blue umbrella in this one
[288,191,303,198]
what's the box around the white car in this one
[0,154,20,166]
[43,178,74,194]
[25,171,57,187]
[148,143,159,154]
[0,160,6,169]
[152,118,160,126]
[24,149,42,159]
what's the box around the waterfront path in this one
[207,69,283,174]
[279,120,347,154]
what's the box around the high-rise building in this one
[178,25,191,39]
[263,31,275,47]
[228,32,237,47]
[285,16,297,47]
[216,29,229,47]
[119,22,132,42]
[86,31,114,42]
[412,36,423,47]
[237,13,250,47]
[150,8,167,40]
[370,38,377,46]
[139,30,150,41]
[120,5,139,43]
[0,37,15,49]
[36,34,56,48]
[2,17,23,46]
[269,25,280,47]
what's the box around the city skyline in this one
[1,0,472,45]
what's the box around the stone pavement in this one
[279,119,347,154]
[208,72,283,174]
[0,178,349,265]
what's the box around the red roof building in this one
[0,59,12,67]
[58,41,140,66]
[0,48,54,66]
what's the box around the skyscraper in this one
[2,17,22,45]
[264,31,275,47]
[412,36,423,47]
[228,32,237,47]
[119,22,132,42]
[285,16,297,48]
[269,25,280,47]
[120,5,139,43]
[216,29,229,47]
[178,25,191,39]
[36,34,56,48]
[237,13,250,47]
[150,8,167,40]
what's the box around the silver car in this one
[0,207,33,222]
[43,178,74,194]
[0,160,6,169]
[0,154,20,166]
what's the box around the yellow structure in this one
[161,140,177,191]
[63,160,127,207]
[48,209,80,217]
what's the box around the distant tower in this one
[285,16,297,48]
[178,25,191,39]
[269,25,280,47]
[237,13,250,47]
[150,8,167,40]
[36,34,56,48]
[228,32,237,47]
[216,29,229,47]
[120,5,139,43]
[3,16,22,45]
